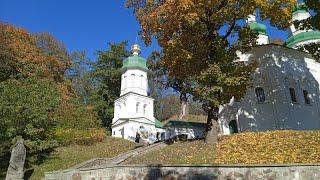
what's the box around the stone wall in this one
[45,164,320,180]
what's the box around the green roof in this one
[155,119,164,128]
[122,55,148,71]
[285,31,320,48]
[249,22,267,35]
[293,3,308,14]
[163,120,207,129]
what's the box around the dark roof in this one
[163,120,207,129]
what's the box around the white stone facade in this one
[111,45,164,143]
[219,45,320,135]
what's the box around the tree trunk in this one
[179,93,189,120]
[205,107,219,144]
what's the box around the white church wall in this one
[220,45,320,134]
[112,124,125,138]
[123,120,160,142]
[121,69,148,96]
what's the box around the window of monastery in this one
[143,104,147,115]
[255,87,265,103]
[123,75,127,89]
[289,88,298,103]
[303,90,311,105]
[136,102,140,113]
[140,75,143,88]
[131,74,135,87]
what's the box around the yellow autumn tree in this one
[127,0,296,144]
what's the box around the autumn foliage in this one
[215,130,320,164]
[0,22,102,178]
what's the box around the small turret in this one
[285,3,320,49]
[247,12,269,45]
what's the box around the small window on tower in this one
[289,88,297,103]
[136,102,140,113]
[303,90,311,104]
[255,87,265,103]
[143,104,147,115]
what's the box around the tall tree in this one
[68,51,94,105]
[0,23,100,178]
[127,0,295,144]
[90,41,130,130]
[33,32,72,81]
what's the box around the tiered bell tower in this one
[111,44,160,141]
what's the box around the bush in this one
[54,128,106,146]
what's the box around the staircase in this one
[68,142,167,170]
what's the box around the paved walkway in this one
[68,142,167,170]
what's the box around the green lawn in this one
[127,140,216,165]
[28,130,320,179]
[30,137,136,180]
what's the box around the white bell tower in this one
[111,43,163,142]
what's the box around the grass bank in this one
[127,130,320,165]
[30,137,136,179]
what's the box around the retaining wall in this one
[45,164,320,180]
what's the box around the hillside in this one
[30,137,136,180]
[127,130,320,165]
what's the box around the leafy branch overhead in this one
[127,0,296,143]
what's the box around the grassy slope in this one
[127,130,320,165]
[127,140,216,164]
[30,137,136,180]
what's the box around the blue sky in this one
[1,0,288,60]
[0,0,159,59]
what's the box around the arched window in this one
[136,102,140,113]
[303,90,311,104]
[255,87,265,103]
[289,88,297,103]
[123,75,127,89]
[140,75,144,89]
[131,74,135,87]
[143,104,147,115]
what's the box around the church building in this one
[219,3,320,135]
[111,44,164,143]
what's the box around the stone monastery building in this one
[219,4,320,135]
[112,3,320,142]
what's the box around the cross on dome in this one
[131,44,141,55]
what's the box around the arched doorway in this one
[229,120,238,134]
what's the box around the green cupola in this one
[292,3,308,15]
[246,13,269,44]
[247,13,267,35]
[122,44,149,72]
[285,2,320,48]
[249,22,267,35]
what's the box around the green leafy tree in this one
[68,51,94,105]
[90,41,130,130]
[0,77,61,158]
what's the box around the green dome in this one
[122,55,148,71]
[249,22,267,35]
[293,3,308,15]
[285,31,320,48]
